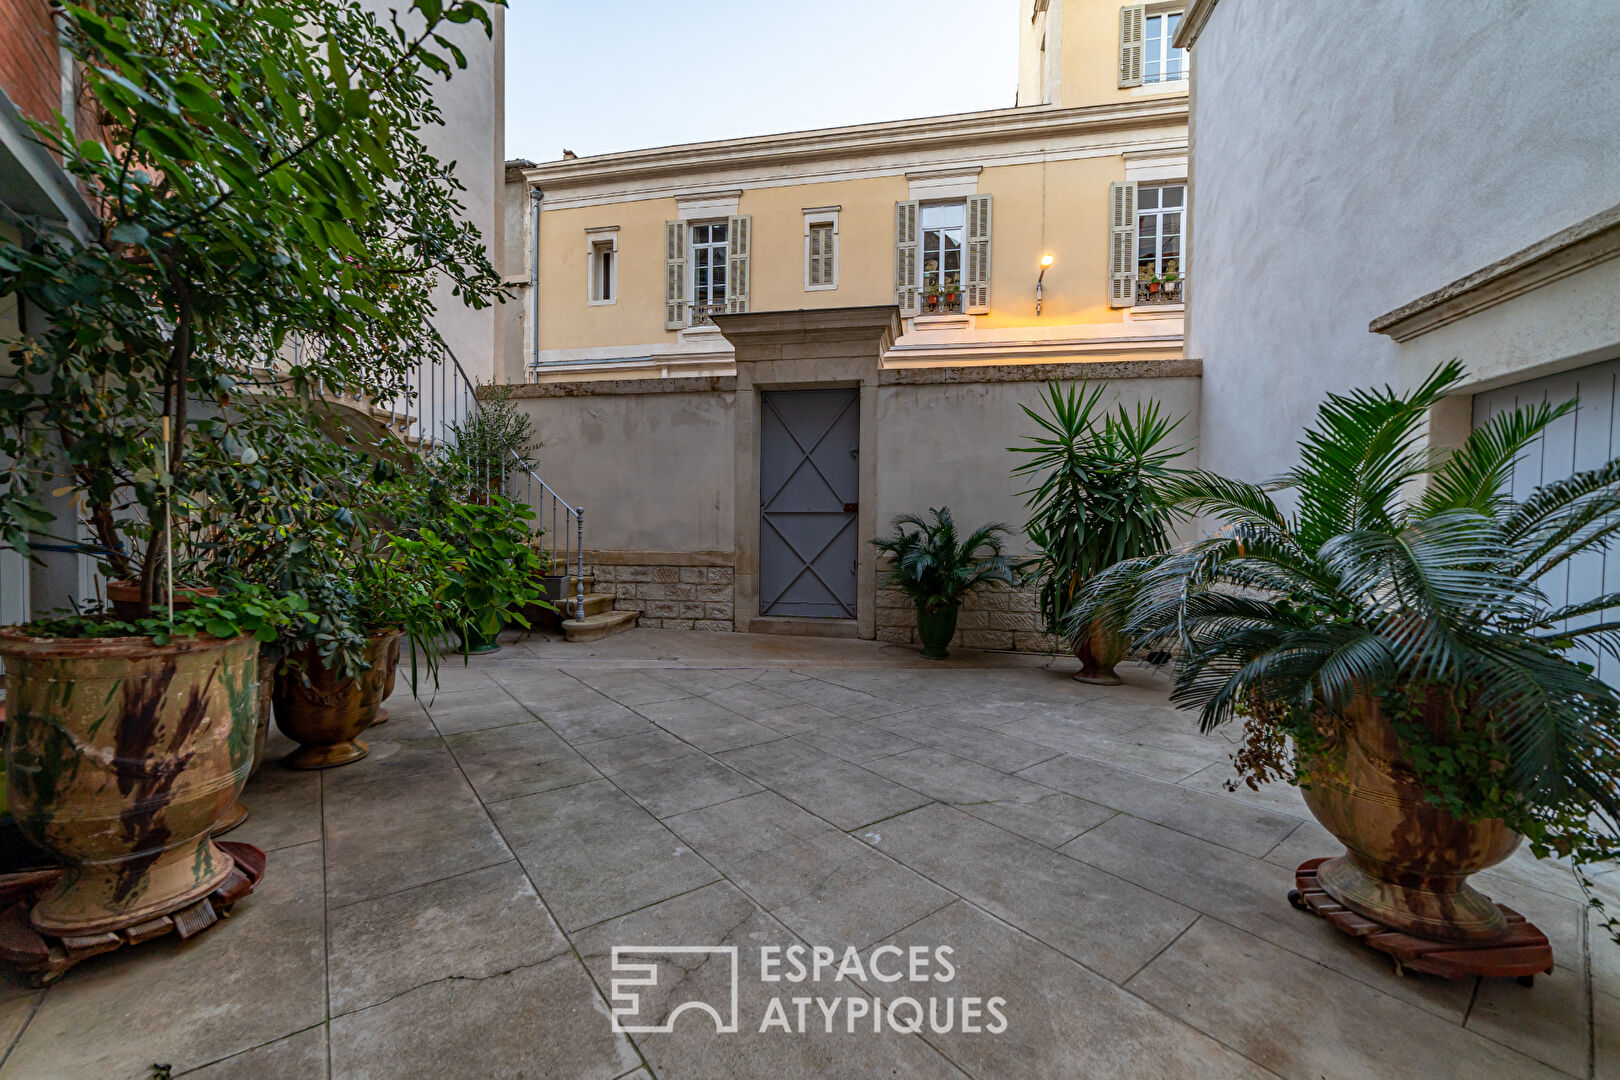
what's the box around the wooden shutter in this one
[806,223,832,288]
[1118,5,1145,88]
[894,200,919,316]
[664,220,687,329]
[1109,181,1138,308]
[965,194,992,314]
[726,214,751,314]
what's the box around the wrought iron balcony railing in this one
[1135,278,1184,305]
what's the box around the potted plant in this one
[435,496,550,655]
[872,508,1016,659]
[1011,382,1185,683]
[0,0,503,933]
[1073,361,1620,943]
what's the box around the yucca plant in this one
[1010,381,1186,680]
[1072,361,1620,940]
[872,508,1015,659]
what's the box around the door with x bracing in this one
[758,388,859,618]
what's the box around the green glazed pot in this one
[915,602,960,660]
[0,629,257,935]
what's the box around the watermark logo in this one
[609,945,740,1034]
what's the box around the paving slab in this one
[870,712,1060,773]
[1020,754,1299,856]
[875,901,1276,1080]
[491,778,720,930]
[1127,917,1568,1080]
[637,696,786,753]
[865,747,1114,848]
[574,728,695,776]
[612,752,765,819]
[864,804,1197,982]
[230,753,324,853]
[445,720,603,804]
[328,860,571,1016]
[718,739,932,831]
[328,952,640,1080]
[181,1026,329,1080]
[1063,812,1475,1019]
[666,792,955,949]
[419,684,530,736]
[323,766,512,908]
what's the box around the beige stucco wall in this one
[532,158,1133,354]
[516,386,737,552]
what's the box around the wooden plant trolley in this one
[1289,857,1554,985]
[0,841,266,986]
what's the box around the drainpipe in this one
[529,186,543,380]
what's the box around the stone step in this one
[561,592,615,619]
[562,609,640,643]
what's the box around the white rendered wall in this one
[1186,0,1620,485]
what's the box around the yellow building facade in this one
[502,1,1190,383]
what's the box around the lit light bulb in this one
[1040,253,1055,268]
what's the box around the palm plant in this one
[872,508,1015,659]
[1072,361,1620,939]
[1010,381,1186,679]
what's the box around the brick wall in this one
[591,563,735,632]
[0,0,60,126]
[876,580,1065,655]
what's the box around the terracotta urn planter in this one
[272,629,401,769]
[915,602,960,660]
[105,580,216,621]
[1299,691,1521,942]
[369,632,403,728]
[1073,615,1129,685]
[0,630,258,936]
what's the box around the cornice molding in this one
[1173,0,1221,50]
[518,98,1188,202]
[1371,203,1620,343]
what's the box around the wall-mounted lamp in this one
[1036,253,1055,315]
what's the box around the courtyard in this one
[2,629,1611,1080]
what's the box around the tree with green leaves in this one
[0,0,506,619]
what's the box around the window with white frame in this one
[1143,10,1186,84]
[586,229,617,305]
[804,207,838,291]
[919,201,965,313]
[1136,183,1184,303]
[689,220,728,314]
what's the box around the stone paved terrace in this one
[3,629,1615,1079]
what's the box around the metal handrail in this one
[426,343,587,623]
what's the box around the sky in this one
[503,0,1022,163]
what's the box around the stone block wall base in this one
[875,582,1063,655]
[590,562,736,632]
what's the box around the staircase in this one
[389,339,640,645]
[553,572,639,643]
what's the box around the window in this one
[1136,183,1184,304]
[690,220,728,318]
[804,207,839,291]
[1143,10,1186,84]
[586,230,617,305]
[919,201,965,313]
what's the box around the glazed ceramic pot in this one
[272,630,399,769]
[0,630,257,935]
[1299,691,1521,942]
[369,632,404,728]
[215,642,281,835]
[459,619,502,655]
[915,602,960,660]
[1073,615,1129,685]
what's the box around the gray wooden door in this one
[1473,358,1620,684]
[759,388,859,618]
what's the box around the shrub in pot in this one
[872,508,1015,660]
[1072,362,1620,943]
[1011,382,1185,683]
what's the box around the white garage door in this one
[1472,357,1620,682]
